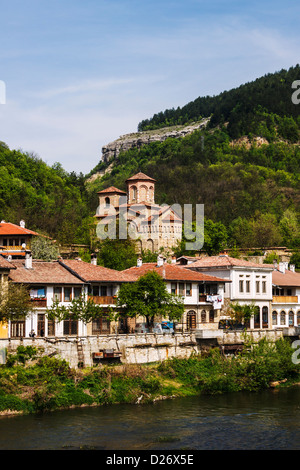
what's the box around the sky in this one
[0,0,299,174]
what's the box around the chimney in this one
[157,255,164,267]
[137,257,142,267]
[91,253,97,266]
[289,264,295,273]
[278,261,289,274]
[25,250,32,269]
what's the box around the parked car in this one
[134,322,174,334]
[218,319,245,330]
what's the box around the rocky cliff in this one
[101,118,210,163]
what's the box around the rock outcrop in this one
[101,118,210,163]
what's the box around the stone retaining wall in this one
[0,333,198,368]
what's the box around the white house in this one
[123,256,231,331]
[185,254,274,329]
[5,254,135,338]
[271,262,300,328]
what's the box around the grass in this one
[0,337,300,415]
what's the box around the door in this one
[187,311,196,330]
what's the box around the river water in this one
[0,387,300,450]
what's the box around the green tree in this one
[31,237,60,261]
[0,282,32,322]
[46,296,114,325]
[279,209,300,248]
[117,271,184,329]
[97,238,138,271]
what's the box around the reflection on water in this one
[1,387,300,450]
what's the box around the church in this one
[95,172,182,253]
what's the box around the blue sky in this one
[0,0,299,173]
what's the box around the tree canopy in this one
[117,271,184,328]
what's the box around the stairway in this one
[77,341,85,368]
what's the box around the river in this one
[0,386,300,450]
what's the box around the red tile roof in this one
[272,269,300,287]
[0,222,40,236]
[126,172,156,182]
[123,262,230,283]
[8,260,84,285]
[188,255,273,269]
[0,255,13,270]
[59,259,136,283]
[97,186,126,194]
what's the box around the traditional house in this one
[0,255,12,338]
[271,262,300,328]
[7,255,85,338]
[2,252,136,338]
[123,256,231,331]
[185,254,273,329]
[0,221,41,259]
[95,172,182,253]
[58,258,136,334]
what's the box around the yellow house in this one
[0,255,12,338]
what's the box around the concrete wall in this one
[0,332,198,369]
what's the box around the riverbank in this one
[0,338,300,416]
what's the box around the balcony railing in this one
[0,245,25,252]
[30,298,47,308]
[88,295,117,305]
[272,296,298,304]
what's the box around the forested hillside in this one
[90,66,300,252]
[138,65,300,136]
[0,143,93,245]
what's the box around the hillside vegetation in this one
[88,65,300,252]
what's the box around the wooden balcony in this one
[88,295,117,305]
[272,295,298,304]
[0,245,25,253]
[30,299,47,308]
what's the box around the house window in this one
[262,306,268,328]
[289,311,294,326]
[171,283,177,295]
[201,310,206,323]
[272,311,277,325]
[256,281,260,293]
[209,311,214,323]
[105,197,110,208]
[74,287,82,299]
[63,317,78,335]
[92,317,110,334]
[297,311,300,326]
[64,287,72,302]
[53,287,62,302]
[262,281,266,293]
[239,280,244,293]
[246,280,250,293]
[37,314,45,337]
[92,286,99,296]
[48,320,55,336]
[186,283,192,296]
[280,311,286,326]
[10,320,25,338]
[179,283,185,296]
[100,285,107,296]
